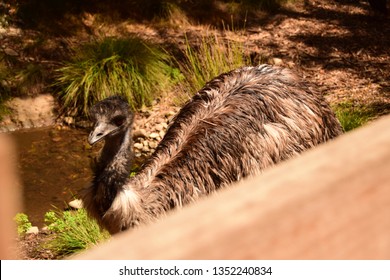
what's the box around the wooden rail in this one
[0,135,21,259]
[74,114,389,259]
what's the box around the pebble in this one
[51,136,62,142]
[63,116,74,125]
[26,226,39,235]
[155,123,164,131]
[142,146,150,152]
[149,142,158,149]
[4,47,18,57]
[272,57,284,66]
[149,132,159,139]
[159,130,165,138]
[133,129,147,138]
[68,199,83,209]
[134,143,143,150]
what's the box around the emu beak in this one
[88,122,117,145]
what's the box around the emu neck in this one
[94,127,133,215]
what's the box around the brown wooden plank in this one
[74,115,390,260]
[0,134,22,259]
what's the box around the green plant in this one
[153,2,191,27]
[14,213,32,237]
[333,102,376,132]
[0,56,13,120]
[43,208,110,257]
[178,33,251,101]
[55,36,176,117]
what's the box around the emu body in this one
[82,65,343,234]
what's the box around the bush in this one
[43,208,110,257]
[14,213,32,237]
[178,33,251,100]
[55,36,177,117]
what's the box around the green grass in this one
[14,213,33,237]
[177,33,252,101]
[55,36,177,117]
[333,102,379,132]
[0,58,12,120]
[43,208,110,258]
[0,92,11,121]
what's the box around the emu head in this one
[88,96,134,145]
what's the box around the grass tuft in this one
[43,208,110,258]
[55,36,177,117]
[177,33,252,101]
[14,213,33,237]
[0,58,12,120]
[333,102,379,132]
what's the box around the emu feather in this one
[82,65,343,234]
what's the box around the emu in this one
[82,65,343,234]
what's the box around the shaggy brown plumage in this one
[82,65,343,234]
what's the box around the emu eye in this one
[112,116,126,126]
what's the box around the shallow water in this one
[10,127,93,227]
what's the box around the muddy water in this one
[10,127,93,228]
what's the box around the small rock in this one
[159,130,165,138]
[140,108,151,117]
[134,143,143,150]
[26,226,39,235]
[40,226,50,233]
[149,142,158,149]
[149,132,159,139]
[133,129,147,138]
[155,123,164,131]
[161,122,168,129]
[272,57,284,65]
[142,146,150,152]
[4,48,18,57]
[64,116,75,126]
[51,136,62,142]
[68,199,83,209]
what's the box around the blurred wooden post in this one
[74,115,390,260]
[0,134,21,259]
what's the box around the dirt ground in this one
[7,0,390,259]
